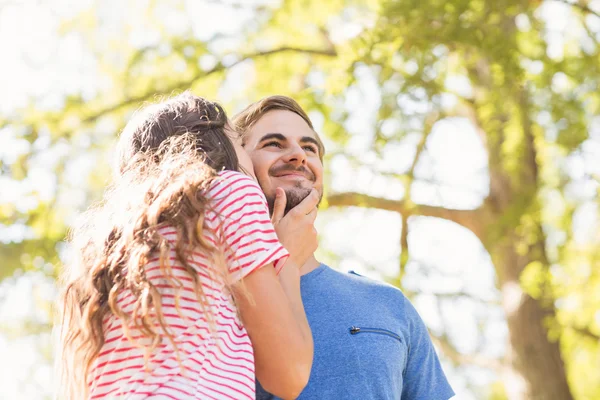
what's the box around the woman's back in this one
[89,170,288,400]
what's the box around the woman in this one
[58,92,314,399]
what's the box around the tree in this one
[1,0,599,398]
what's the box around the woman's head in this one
[116,91,254,178]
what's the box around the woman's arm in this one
[212,173,317,398]
[233,260,313,400]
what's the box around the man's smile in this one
[270,166,315,182]
[274,172,309,180]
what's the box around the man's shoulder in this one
[322,265,408,305]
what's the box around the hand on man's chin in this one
[283,187,313,215]
[266,187,313,216]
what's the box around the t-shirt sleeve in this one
[211,171,289,282]
[401,297,455,400]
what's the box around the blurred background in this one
[0,0,599,398]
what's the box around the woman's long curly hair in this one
[57,92,242,399]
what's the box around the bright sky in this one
[1,0,599,399]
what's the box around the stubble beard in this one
[266,181,319,216]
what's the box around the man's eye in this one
[264,141,282,148]
[303,145,318,153]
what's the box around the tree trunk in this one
[483,116,574,398]
[468,38,575,395]
[494,239,573,400]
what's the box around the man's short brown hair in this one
[232,95,325,160]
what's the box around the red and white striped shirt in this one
[89,170,289,399]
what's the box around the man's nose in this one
[282,144,307,166]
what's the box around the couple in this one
[58,92,454,399]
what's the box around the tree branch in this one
[428,293,505,372]
[551,0,600,20]
[326,192,486,241]
[430,333,504,371]
[400,116,434,276]
[400,213,409,279]
[81,46,337,125]
[202,0,268,10]
[572,326,600,341]
[356,164,488,196]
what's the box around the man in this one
[233,96,454,400]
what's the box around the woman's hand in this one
[270,187,319,269]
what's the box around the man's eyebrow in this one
[258,133,287,143]
[300,136,320,149]
[258,133,322,154]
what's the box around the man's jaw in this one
[283,187,313,215]
[265,186,313,216]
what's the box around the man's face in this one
[243,110,324,215]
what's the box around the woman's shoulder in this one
[209,170,266,207]
[212,170,261,192]
[216,169,253,183]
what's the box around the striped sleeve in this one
[210,171,289,281]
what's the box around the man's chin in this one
[265,186,318,216]
[283,187,313,215]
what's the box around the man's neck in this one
[299,255,321,276]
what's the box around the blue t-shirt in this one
[257,264,454,400]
